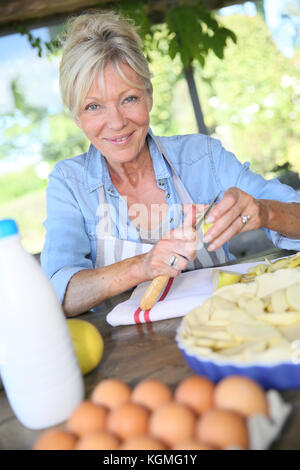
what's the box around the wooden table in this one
[1,249,300,450]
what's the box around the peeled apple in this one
[212,270,242,291]
[202,222,213,235]
[67,319,104,376]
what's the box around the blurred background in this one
[0,0,299,255]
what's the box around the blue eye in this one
[86,103,99,111]
[123,96,138,104]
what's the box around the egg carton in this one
[227,390,291,450]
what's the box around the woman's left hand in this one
[202,187,268,251]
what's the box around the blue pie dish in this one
[176,328,300,390]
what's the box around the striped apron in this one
[95,135,227,270]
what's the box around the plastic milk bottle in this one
[0,219,84,429]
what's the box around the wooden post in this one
[184,62,208,135]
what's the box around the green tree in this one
[190,13,300,175]
[0,78,48,160]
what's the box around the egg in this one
[91,378,131,410]
[196,409,249,449]
[149,401,196,448]
[131,379,172,411]
[33,429,77,450]
[75,431,120,450]
[175,375,215,415]
[214,375,269,417]
[67,400,108,436]
[107,402,149,441]
[172,439,216,450]
[120,435,166,450]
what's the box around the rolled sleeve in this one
[40,164,94,303]
[212,138,300,251]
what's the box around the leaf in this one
[164,2,236,68]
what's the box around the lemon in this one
[212,270,242,290]
[67,319,104,376]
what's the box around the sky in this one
[0,27,61,114]
[0,28,62,172]
[0,0,299,173]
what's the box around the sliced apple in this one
[286,283,300,311]
[211,269,242,290]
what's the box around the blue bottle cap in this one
[0,219,18,239]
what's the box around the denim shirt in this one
[41,128,300,303]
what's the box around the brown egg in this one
[131,379,172,411]
[107,402,149,441]
[120,435,166,450]
[149,401,196,448]
[175,375,215,415]
[91,378,131,410]
[172,439,216,450]
[33,429,77,450]
[196,409,249,449]
[214,375,269,417]
[75,431,120,450]
[67,400,107,437]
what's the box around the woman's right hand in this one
[140,205,201,279]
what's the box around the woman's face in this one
[76,62,153,168]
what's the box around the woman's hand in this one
[140,205,203,279]
[202,187,268,251]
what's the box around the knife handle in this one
[140,275,169,311]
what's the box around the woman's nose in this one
[106,105,126,130]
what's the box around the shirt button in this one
[170,217,174,223]
[167,193,170,198]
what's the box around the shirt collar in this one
[84,127,171,193]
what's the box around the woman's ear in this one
[74,117,82,129]
[148,94,153,112]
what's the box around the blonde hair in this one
[59,10,153,117]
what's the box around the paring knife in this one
[139,192,221,311]
[194,191,221,232]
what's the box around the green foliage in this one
[165,3,236,68]
[0,79,48,160]
[14,24,60,57]
[0,166,48,204]
[116,0,151,41]
[191,13,300,175]
[117,0,236,69]
[13,0,236,70]
[0,189,46,254]
[145,24,184,135]
[41,112,89,161]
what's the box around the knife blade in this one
[194,191,221,233]
[139,192,222,311]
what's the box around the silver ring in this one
[241,214,251,224]
[169,255,177,267]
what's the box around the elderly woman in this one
[41,10,300,317]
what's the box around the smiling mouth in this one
[105,131,135,145]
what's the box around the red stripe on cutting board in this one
[134,307,142,324]
[144,309,151,323]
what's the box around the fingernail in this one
[205,216,214,224]
[207,243,215,251]
[203,234,211,243]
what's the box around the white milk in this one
[0,219,84,429]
